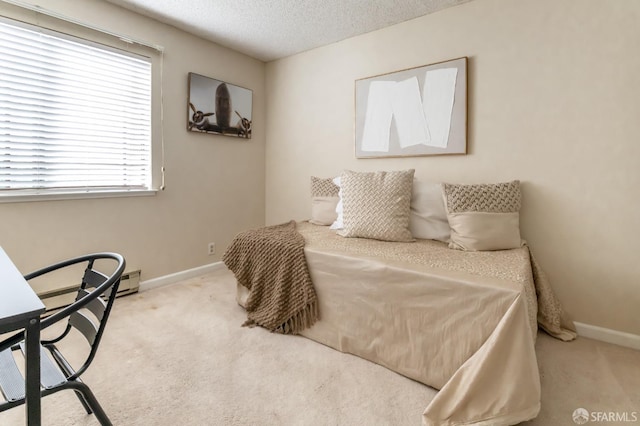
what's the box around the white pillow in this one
[329,176,343,230]
[409,181,450,242]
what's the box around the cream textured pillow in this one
[442,180,523,251]
[310,176,339,226]
[409,180,450,242]
[338,169,415,242]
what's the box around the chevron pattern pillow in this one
[311,176,339,197]
[337,169,415,242]
[442,180,523,251]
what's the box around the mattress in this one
[236,221,575,425]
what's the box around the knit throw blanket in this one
[223,221,318,334]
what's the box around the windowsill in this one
[0,189,159,203]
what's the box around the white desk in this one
[0,246,46,426]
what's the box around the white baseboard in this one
[574,322,640,351]
[139,261,225,292]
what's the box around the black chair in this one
[0,252,125,426]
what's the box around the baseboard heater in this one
[37,270,141,312]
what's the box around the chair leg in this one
[72,388,93,414]
[66,381,112,426]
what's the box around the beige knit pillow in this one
[338,169,415,242]
[442,180,523,251]
[310,176,339,225]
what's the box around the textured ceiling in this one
[105,0,474,62]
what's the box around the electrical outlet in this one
[208,242,216,255]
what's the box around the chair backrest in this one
[34,253,126,380]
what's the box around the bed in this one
[234,221,576,426]
[230,172,576,426]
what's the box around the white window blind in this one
[0,17,152,196]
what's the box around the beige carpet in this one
[1,268,639,426]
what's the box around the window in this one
[0,17,153,199]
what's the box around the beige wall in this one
[0,0,266,290]
[1,0,638,336]
[265,0,640,335]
